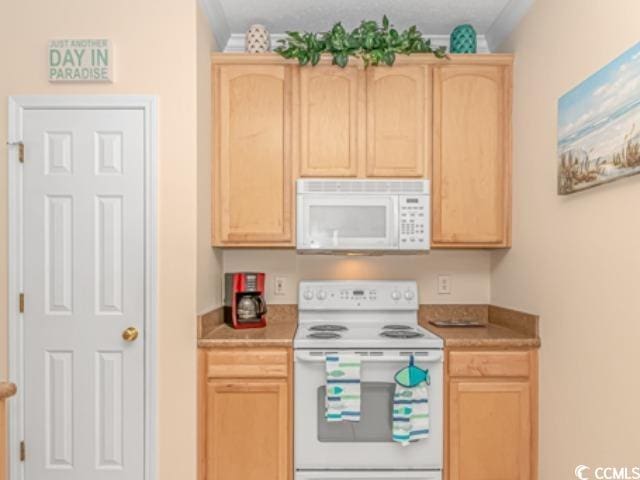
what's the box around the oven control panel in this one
[299,280,419,310]
[399,195,429,250]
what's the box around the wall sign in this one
[48,39,113,83]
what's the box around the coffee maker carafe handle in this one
[255,295,267,316]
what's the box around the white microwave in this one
[296,179,430,254]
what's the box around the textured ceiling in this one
[216,0,512,35]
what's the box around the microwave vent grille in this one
[300,180,427,194]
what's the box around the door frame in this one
[7,95,158,480]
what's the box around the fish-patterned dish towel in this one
[392,382,430,445]
[325,354,361,422]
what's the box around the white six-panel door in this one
[21,107,146,480]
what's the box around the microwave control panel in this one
[399,195,429,249]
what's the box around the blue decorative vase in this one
[450,24,477,54]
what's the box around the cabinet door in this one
[213,65,293,245]
[299,66,363,177]
[432,65,512,247]
[206,379,290,480]
[449,380,531,480]
[366,66,430,177]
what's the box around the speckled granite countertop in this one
[198,305,298,348]
[0,382,17,400]
[197,304,540,349]
[422,323,539,348]
[420,305,540,349]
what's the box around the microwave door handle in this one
[294,353,443,363]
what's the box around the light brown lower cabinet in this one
[198,348,292,480]
[198,346,536,480]
[446,349,538,480]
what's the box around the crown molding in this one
[223,33,490,53]
[485,0,534,51]
[199,0,230,52]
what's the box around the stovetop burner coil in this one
[306,332,343,339]
[379,330,425,339]
[309,325,348,332]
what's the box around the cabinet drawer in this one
[448,351,531,378]
[207,349,289,379]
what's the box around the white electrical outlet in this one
[274,276,287,296]
[437,275,452,295]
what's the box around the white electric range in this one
[294,280,444,480]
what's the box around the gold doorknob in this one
[122,327,139,342]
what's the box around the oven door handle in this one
[294,352,443,363]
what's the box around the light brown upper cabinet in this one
[212,64,295,246]
[299,66,364,177]
[211,54,513,248]
[298,64,430,179]
[432,64,512,247]
[366,66,430,177]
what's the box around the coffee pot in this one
[237,294,267,320]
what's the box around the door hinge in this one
[20,441,26,462]
[7,141,24,163]
[19,293,24,313]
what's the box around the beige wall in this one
[223,250,491,305]
[0,1,200,478]
[197,6,223,313]
[493,0,640,476]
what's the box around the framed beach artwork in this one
[558,42,640,194]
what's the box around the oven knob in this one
[391,290,401,301]
[316,289,327,301]
[303,289,314,300]
[404,290,415,300]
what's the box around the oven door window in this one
[317,382,394,442]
